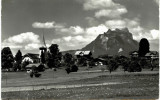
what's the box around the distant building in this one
[129,51,159,59]
[75,51,92,59]
[129,51,139,58]
[145,51,159,59]
[22,53,40,63]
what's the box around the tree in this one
[46,44,62,68]
[63,53,79,74]
[107,58,118,73]
[15,50,22,70]
[1,47,14,69]
[63,53,73,66]
[128,58,142,72]
[138,38,150,57]
[77,56,87,66]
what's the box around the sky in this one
[1,0,159,56]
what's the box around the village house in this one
[129,51,159,60]
[129,51,139,58]
[145,51,159,59]
[22,53,40,63]
[75,51,92,59]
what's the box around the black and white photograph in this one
[1,0,159,99]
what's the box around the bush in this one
[30,72,34,78]
[71,65,78,72]
[35,73,41,77]
[38,64,45,72]
[65,67,70,74]
[128,60,142,72]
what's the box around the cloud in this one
[32,21,64,29]
[25,43,41,50]
[95,8,127,18]
[63,36,72,42]
[69,26,84,34]
[105,19,126,29]
[150,29,159,39]
[5,32,40,44]
[86,24,108,36]
[56,25,84,35]
[131,29,159,41]
[83,0,118,10]
[105,18,140,29]
[51,35,88,51]
[82,0,127,19]
[2,32,41,50]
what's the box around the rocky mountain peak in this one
[82,28,138,57]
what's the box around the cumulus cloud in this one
[32,21,64,29]
[25,43,41,50]
[56,25,84,35]
[82,0,127,19]
[63,36,72,42]
[5,32,40,44]
[150,29,159,39]
[130,28,159,41]
[69,26,84,34]
[83,0,118,10]
[2,32,41,50]
[105,18,140,29]
[86,24,108,36]
[95,8,127,18]
[51,35,88,51]
[105,19,126,29]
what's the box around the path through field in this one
[2,82,128,92]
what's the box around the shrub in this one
[65,67,70,74]
[35,73,41,77]
[30,72,34,78]
[38,64,45,72]
[107,59,118,73]
[71,65,78,72]
[128,60,142,72]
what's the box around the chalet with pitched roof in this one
[129,51,138,58]
[22,53,40,63]
[145,51,159,59]
[75,51,92,59]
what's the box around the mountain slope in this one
[82,28,139,57]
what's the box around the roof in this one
[150,51,159,55]
[145,53,151,57]
[145,51,159,57]
[75,51,82,55]
[129,51,138,55]
[26,63,48,68]
[23,53,39,59]
[26,63,40,68]
[75,51,91,56]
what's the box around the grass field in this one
[1,67,159,99]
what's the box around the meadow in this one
[1,66,159,99]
